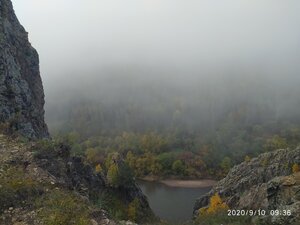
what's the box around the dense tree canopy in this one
[48,83,300,179]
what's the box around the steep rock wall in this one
[0,0,48,138]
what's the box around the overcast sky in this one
[13,0,300,89]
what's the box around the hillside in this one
[0,133,155,224]
[194,147,300,225]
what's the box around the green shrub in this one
[95,191,127,221]
[128,198,140,222]
[35,189,90,225]
[106,153,134,188]
[32,139,57,156]
[0,167,40,211]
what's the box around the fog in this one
[13,0,300,134]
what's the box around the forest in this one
[46,73,300,180]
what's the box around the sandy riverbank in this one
[160,179,217,188]
[139,176,217,188]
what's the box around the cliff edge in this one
[0,0,48,139]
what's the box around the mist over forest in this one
[14,0,300,177]
[44,67,300,135]
[3,1,300,224]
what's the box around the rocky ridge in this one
[194,147,300,224]
[0,134,154,225]
[0,0,48,139]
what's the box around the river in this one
[138,180,212,223]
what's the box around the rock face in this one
[194,147,300,224]
[0,0,48,139]
[33,142,107,198]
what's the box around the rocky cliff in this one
[194,147,300,224]
[0,0,48,139]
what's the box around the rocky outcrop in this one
[194,147,300,224]
[0,134,155,224]
[32,142,107,198]
[264,173,300,224]
[32,142,154,222]
[0,0,48,139]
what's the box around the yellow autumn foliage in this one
[199,193,229,215]
[292,163,300,173]
[95,164,102,173]
[199,207,207,215]
[244,155,251,162]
